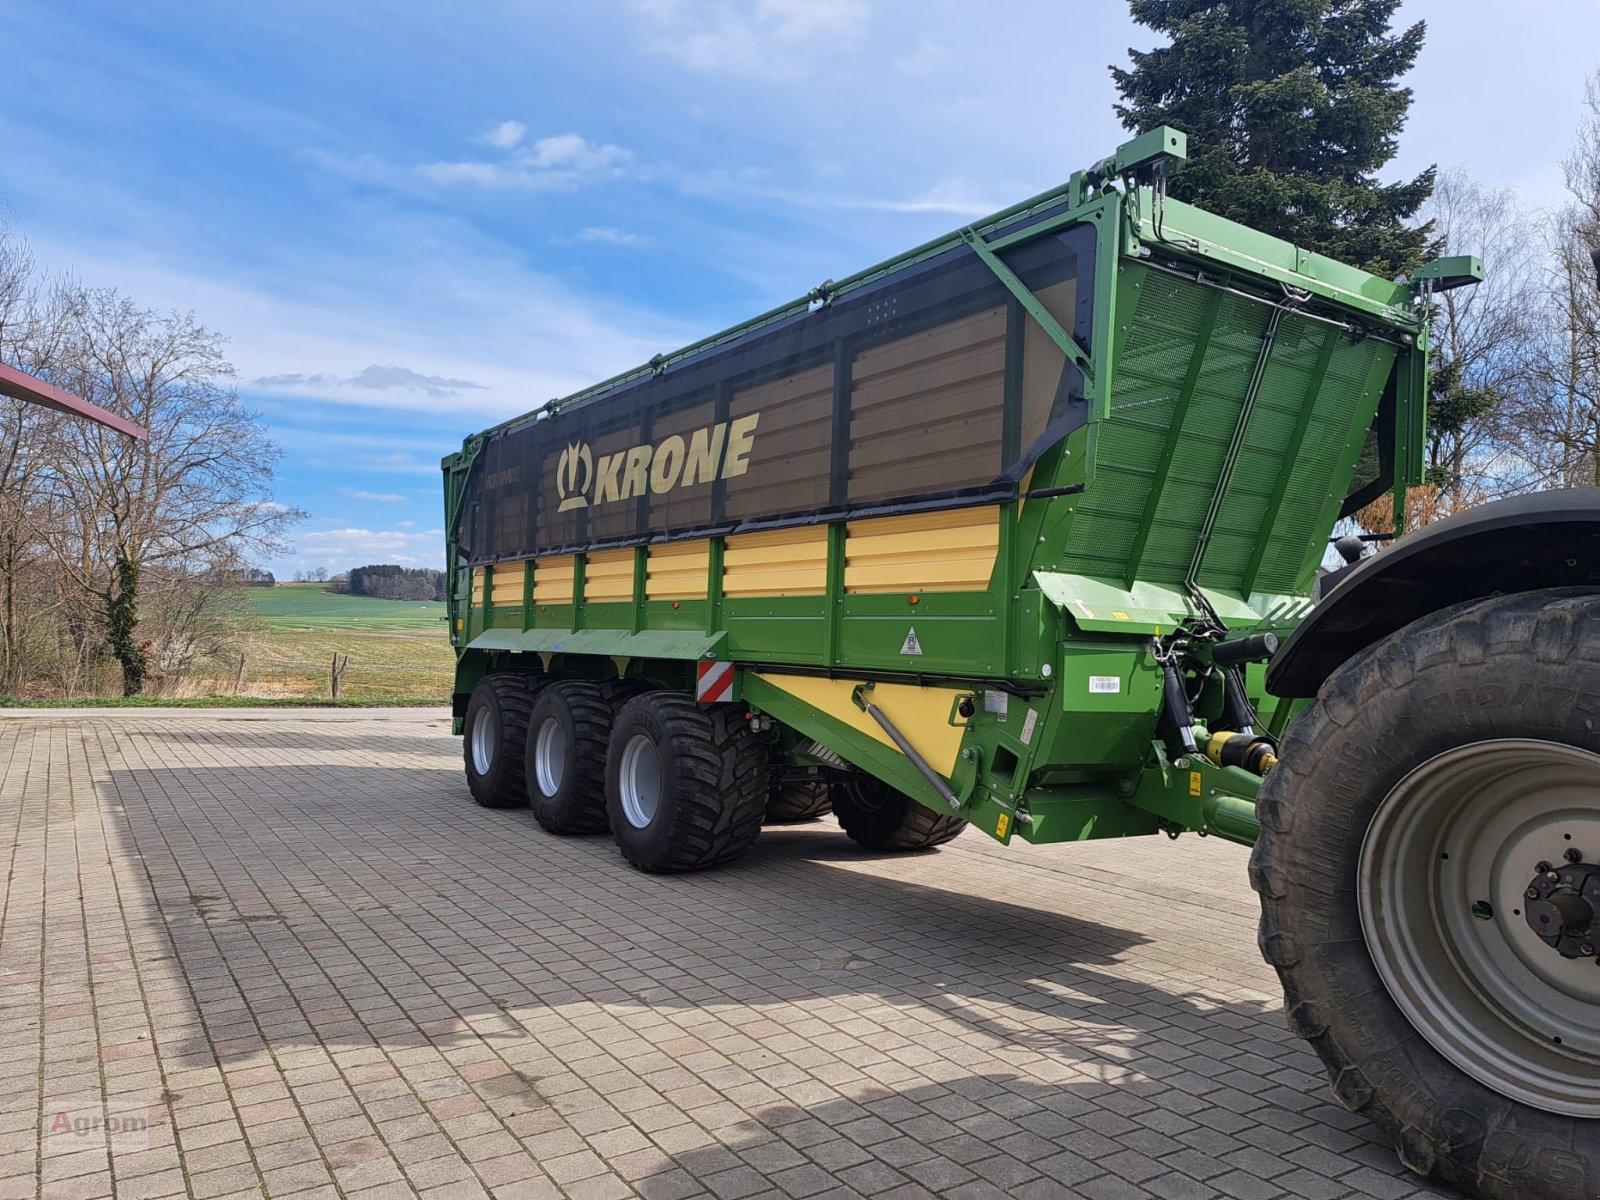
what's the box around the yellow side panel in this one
[470,567,487,605]
[647,540,710,601]
[844,507,1000,594]
[723,527,828,598]
[753,674,965,776]
[532,555,576,606]
[585,548,636,604]
[489,563,528,604]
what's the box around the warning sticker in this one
[1088,676,1121,694]
[996,812,1011,839]
[900,627,923,656]
[983,690,1009,718]
[1020,708,1039,746]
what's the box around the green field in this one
[247,584,448,630]
[238,584,455,703]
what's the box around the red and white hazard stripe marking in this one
[696,660,734,702]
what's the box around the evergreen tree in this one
[1111,0,1435,278]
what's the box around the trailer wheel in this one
[766,779,832,824]
[605,694,768,872]
[831,776,965,851]
[525,681,612,834]
[462,675,535,809]
[1252,588,1600,1198]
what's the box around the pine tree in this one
[1111,0,1434,279]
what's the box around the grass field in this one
[248,585,449,630]
[237,584,455,703]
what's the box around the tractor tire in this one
[831,776,965,851]
[605,693,768,872]
[765,779,833,823]
[462,675,535,809]
[1251,588,1600,1200]
[525,681,612,834]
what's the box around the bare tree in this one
[0,231,75,690]
[1518,75,1600,489]
[1419,168,1542,503]
[33,287,302,695]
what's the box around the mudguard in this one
[1266,488,1600,698]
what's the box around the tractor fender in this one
[1266,488,1600,698]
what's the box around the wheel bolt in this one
[1584,945,1596,956]
[1527,888,1541,899]
[1537,861,1554,874]
[1566,848,1585,864]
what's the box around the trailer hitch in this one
[850,683,963,811]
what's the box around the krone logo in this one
[556,442,594,512]
[551,415,760,512]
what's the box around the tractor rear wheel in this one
[605,694,768,872]
[831,776,965,851]
[1252,589,1600,1198]
[462,675,535,809]
[525,681,612,834]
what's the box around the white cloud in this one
[254,364,485,399]
[569,226,648,247]
[30,214,699,424]
[893,39,950,77]
[862,181,1003,217]
[294,526,446,570]
[418,132,633,191]
[342,488,409,503]
[481,119,526,150]
[523,133,629,173]
[628,0,869,80]
[680,171,1005,219]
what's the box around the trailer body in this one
[445,128,1424,850]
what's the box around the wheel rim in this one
[1359,738,1600,1117]
[534,718,566,797]
[470,706,497,776]
[618,733,662,829]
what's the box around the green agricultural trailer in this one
[443,128,1600,1198]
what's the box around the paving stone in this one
[0,712,1440,1200]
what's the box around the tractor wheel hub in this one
[1524,862,1600,958]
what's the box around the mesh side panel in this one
[1247,336,1393,593]
[1063,272,1395,595]
[1058,274,1216,579]
[1136,298,1271,581]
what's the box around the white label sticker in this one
[983,690,1009,719]
[1088,676,1121,694]
[1020,708,1039,745]
[899,627,922,656]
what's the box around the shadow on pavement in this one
[90,744,1442,1197]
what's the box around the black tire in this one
[462,675,535,808]
[525,681,612,834]
[765,778,833,823]
[830,775,965,851]
[605,693,767,872]
[1251,589,1600,1199]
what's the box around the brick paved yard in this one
[0,711,1452,1200]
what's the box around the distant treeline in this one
[334,564,445,602]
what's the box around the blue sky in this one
[2,0,1596,575]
